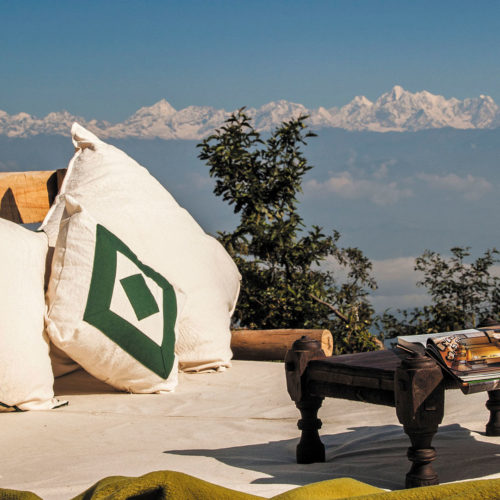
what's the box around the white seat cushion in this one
[0,219,61,410]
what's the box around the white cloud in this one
[322,256,500,316]
[371,293,430,315]
[304,170,413,206]
[373,159,396,179]
[372,257,420,292]
[370,257,429,312]
[418,173,493,200]
[372,260,500,314]
[322,255,429,313]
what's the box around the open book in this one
[397,326,500,385]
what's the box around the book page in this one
[397,329,478,348]
[427,329,500,382]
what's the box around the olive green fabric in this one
[71,472,500,500]
[270,477,383,499]
[2,473,499,499]
[72,473,382,500]
[71,470,264,500]
[0,489,42,500]
[338,478,500,500]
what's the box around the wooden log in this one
[0,169,66,224]
[231,329,333,361]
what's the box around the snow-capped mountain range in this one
[1,86,499,139]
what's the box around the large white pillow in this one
[0,219,61,411]
[41,123,241,372]
[45,196,182,393]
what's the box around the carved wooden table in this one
[285,336,500,489]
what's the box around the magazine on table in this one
[396,326,500,385]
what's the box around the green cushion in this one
[336,478,500,500]
[270,477,383,499]
[71,473,500,500]
[71,470,264,500]
[0,489,41,500]
[2,472,499,500]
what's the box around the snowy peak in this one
[341,86,500,132]
[1,87,499,139]
[386,85,405,100]
[0,109,86,138]
[247,100,309,130]
[132,99,177,119]
[351,95,373,106]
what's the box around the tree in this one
[377,246,500,338]
[198,108,379,353]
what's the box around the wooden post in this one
[285,336,326,464]
[232,329,333,361]
[395,352,445,488]
[0,169,66,224]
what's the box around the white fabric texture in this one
[41,123,240,372]
[0,219,59,410]
[45,196,181,393]
[0,360,498,499]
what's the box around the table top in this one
[305,348,500,395]
[306,349,468,392]
[312,349,402,372]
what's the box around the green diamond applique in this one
[83,224,176,379]
[120,274,160,321]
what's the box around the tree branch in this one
[309,294,349,323]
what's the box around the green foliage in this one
[198,108,378,353]
[377,246,500,339]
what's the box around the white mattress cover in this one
[1,360,499,499]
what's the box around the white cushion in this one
[41,123,240,372]
[0,219,60,410]
[45,196,181,393]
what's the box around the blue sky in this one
[1,0,500,122]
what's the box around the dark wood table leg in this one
[285,336,326,464]
[296,395,325,463]
[486,390,500,436]
[395,353,445,488]
[403,422,441,488]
